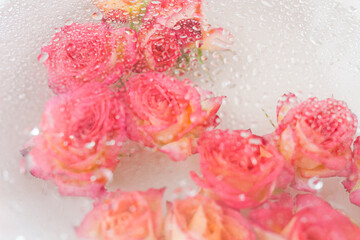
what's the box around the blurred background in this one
[1,0,360,239]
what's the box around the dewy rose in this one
[124,72,223,161]
[164,194,256,240]
[192,129,285,209]
[40,23,137,94]
[27,83,126,198]
[144,0,233,50]
[275,93,357,180]
[134,21,181,73]
[77,189,164,240]
[144,0,203,48]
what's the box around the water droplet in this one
[90,175,97,182]
[261,0,273,7]
[85,141,96,149]
[97,168,113,182]
[309,36,322,46]
[238,194,246,201]
[349,6,357,12]
[106,139,116,146]
[308,177,323,190]
[249,138,262,145]
[30,127,40,136]
[92,12,103,20]
[65,20,73,26]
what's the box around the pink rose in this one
[124,72,223,161]
[145,0,203,48]
[343,136,360,207]
[282,194,360,240]
[77,189,164,240]
[144,0,233,50]
[134,21,181,72]
[276,93,357,179]
[250,194,360,240]
[41,23,137,94]
[164,194,256,240]
[27,83,126,198]
[191,129,285,209]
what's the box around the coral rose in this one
[276,93,357,179]
[41,23,137,94]
[94,0,144,23]
[191,129,285,209]
[77,188,164,240]
[27,83,126,198]
[164,194,256,240]
[343,136,360,207]
[124,72,223,161]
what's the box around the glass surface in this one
[1,0,360,239]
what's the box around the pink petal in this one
[276,93,300,123]
[200,27,233,51]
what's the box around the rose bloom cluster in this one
[72,93,360,240]
[22,0,360,239]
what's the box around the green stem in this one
[261,108,276,128]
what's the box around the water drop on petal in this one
[308,177,323,191]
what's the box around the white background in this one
[1,0,360,239]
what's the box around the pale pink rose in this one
[343,136,360,207]
[144,0,233,50]
[41,23,137,94]
[282,194,360,240]
[27,83,126,198]
[191,129,285,209]
[77,189,164,240]
[164,194,256,240]
[276,93,357,179]
[134,21,181,72]
[124,72,223,161]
